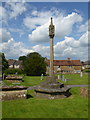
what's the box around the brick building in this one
[46,58,82,74]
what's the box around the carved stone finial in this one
[51,17,53,25]
[49,17,55,38]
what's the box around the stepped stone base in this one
[34,90,71,99]
[34,76,71,99]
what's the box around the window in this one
[58,65,60,68]
[68,66,72,68]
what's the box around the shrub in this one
[4,68,24,75]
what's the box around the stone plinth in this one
[5,75,23,82]
[0,86,28,101]
[34,76,71,99]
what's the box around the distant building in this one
[83,60,90,69]
[8,59,22,69]
[46,58,82,74]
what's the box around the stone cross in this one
[49,17,55,76]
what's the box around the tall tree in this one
[0,53,9,72]
[23,52,47,76]
[18,56,27,62]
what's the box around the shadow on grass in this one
[26,94,33,99]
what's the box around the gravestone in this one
[80,72,83,77]
[41,74,43,80]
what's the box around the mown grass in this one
[3,73,89,86]
[57,73,89,85]
[2,74,89,118]
[2,87,89,118]
[4,76,46,86]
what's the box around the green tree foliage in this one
[0,53,9,72]
[4,68,23,75]
[23,52,47,76]
[18,56,27,62]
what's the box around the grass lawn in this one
[2,74,89,118]
[3,76,46,86]
[2,87,89,118]
[3,73,89,86]
[57,73,89,85]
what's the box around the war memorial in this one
[34,18,71,99]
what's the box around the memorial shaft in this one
[50,37,54,76]
[49,17,55,76]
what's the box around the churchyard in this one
[2,73,89,118]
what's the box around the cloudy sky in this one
[0,2,89,61]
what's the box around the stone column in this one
[49,17,55,76]
[50,37,54,76]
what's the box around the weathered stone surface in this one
[80,88,90,98]
[1,86,28,91]
[0,90,27,101]
[5,75,23,81]
[0,86,28,101]
[34,89,71,99]
[34,76,71,99]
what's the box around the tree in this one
[18,56,27,62]
[22,52,47,76]
[0,53,9,72]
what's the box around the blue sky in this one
[0,2,89,61]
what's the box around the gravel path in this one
[67,85,90,87]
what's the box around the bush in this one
[83,69,90,73]
[23,52,47,76]
[4,68,24,75]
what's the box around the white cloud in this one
[31,31,88,61]
[88,19,90,31]
[0,38,34,59]
[27,12,82,43]
[78,21,88,32]
[54,32,88,60]
[32,45,50,57]
[0,6,7,22]
[79,31,88,46]
[9,28,25,37]
[3,2,27,20]
[0,30,88,61]
[0,28,11,43]
[23,11,52,29]
[29,22,49,42]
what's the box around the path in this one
[27,84,90,90]
[67,85,90,87]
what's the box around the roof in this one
[8,59,16,65]
[8,59,22,66]
[14,61,22,65]
[84,60,90,65]
[46,59,82,66]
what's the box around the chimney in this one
[68,58,71,61]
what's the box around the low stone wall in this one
[0,90,27,101]
[80,88,90,98]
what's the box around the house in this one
[83,60,90,69]
[8,59,22,69]
[46,58,82,74]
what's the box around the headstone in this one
[2,73,4,80]
[41,74,43,80]
[65,79,67,82]
[58,75,60,80]
[62,75,64,81]
[80,72,83,77]
[16,72,18,75]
